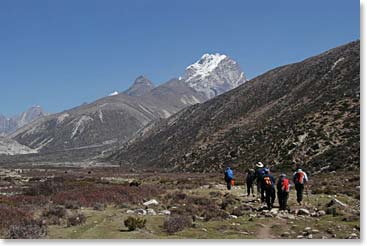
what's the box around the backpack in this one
[295,171,304,184]
[280,178,289,192]
[263,175,273,188]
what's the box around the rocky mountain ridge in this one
[0,105,47,136]
[108,41,360,173]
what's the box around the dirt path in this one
[256,222,275,239]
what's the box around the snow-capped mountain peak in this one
[185,53,227,82]
[183,53,247,99]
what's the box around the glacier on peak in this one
[185,53,227,82]
[182,53,247,99]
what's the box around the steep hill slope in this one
[0,136,37,155]
[109,41,360,173]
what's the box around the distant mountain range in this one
[9,53,246,154]
[108,41,360,173]
[1,42,359,174]
[0,105,48,136]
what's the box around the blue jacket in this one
[255,168,265,182]
[224,168,233,180]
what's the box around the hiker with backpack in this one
[292,168,308,205]
[261,168,276,210]
[224,167,234,190]
[277,173,290,210]
[255,162,266,201]
[246,168,256,197]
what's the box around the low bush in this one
[6,219,47,239]
[187,196,211,206]
[124,217,146,231]
[0,205,32,233]
[43,205,66,218]
[42,205,67,225]
[25,178,65,196]
[66,213,87,227]
[64,200,81,209]
[220,193,240,210]
[209,191,222,198]
[52,184,162,208]
[163,215,192,234]
[93,202,106,211]
[202,204,229,221]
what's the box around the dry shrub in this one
[67,213,86,227]
[25,178,65,196]
[4,195,49,208]
[0,205,32,232]
[209,191,222,198]
[52,184,162,207]
[202,204,229,221]
[6,219,47,239]
[163,215,192,234]
[124,216,146,231]
[43,205,66,218]
[232,207,245,217]
[187,196,211,206]
[42,205,66,225]
[64,200,81,209]
[166,192,228,221]
[129,180,141,187]
[171,204,199,217]
[93,202,106,211]
[220,193,240,210]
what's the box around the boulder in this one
[146,208,156,215]
[126,209,135,214]
[317,210,326,216]
[348,233,358,239]
[143,199,159,206]
[297,208,310,216]
[194,215,205,221]
[270,208,279,215]
[135,209,147,215]
[159,210,171,215]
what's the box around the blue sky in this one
[0,0,359,116]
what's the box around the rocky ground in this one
[0,167,360,239]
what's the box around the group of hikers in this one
[224,162,308,210]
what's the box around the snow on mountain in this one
[184,53,227,82]
[109,91,119,96]
[0,136,38,155]
[183,53,247,99]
